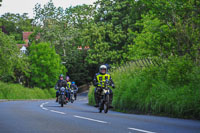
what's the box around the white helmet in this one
[99,65,107,74]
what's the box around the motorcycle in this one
[99,79,111,113]
[69,88,76,103]
[59,87,67,107]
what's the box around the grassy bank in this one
[0,82,56,100]
[88,56,200,119]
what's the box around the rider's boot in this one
[56,97,58,102]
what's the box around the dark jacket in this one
[55,80,67,89]
[71,84,78,92]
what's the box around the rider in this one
[71,81,78,100]
[66,76,71,100]
[93,65,115,108]
[55,74,68,102]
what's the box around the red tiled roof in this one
[23,32,33,40]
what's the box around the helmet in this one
[72,81,75,85]
[66,76,70,81]
[99,65,107,74]
[59,74,64,78]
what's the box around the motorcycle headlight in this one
[60,87,65,91]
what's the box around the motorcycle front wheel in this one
[61,95,65,107]
[104,95,109,113]
[99,99,104,113]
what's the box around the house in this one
[23,32,33,44]
[16,44,28,54]
[16,32,40,54]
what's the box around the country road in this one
[0,93,200,133]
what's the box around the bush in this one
[0,82,56,99]
[88,56,200,119]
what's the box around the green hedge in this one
[0,82,56,99]
[88,56,200,119]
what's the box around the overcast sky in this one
[0,0,97,18]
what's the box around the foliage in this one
[128,0,200,60]
[0,81,56,99]
[29,42,66,88]
[0,13,34,41]
[0,31,29,83]
[88,56,200,119]
[32,1,95,85]
[0,31,18,80]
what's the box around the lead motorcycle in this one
[99,79,111,113]
[59,87,67,107]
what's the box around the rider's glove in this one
[112,84,115,88]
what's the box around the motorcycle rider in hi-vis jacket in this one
[93,65,115,108]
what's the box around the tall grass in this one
[88,85,96,105]
[0,82,56,100]
[88,56,200,119]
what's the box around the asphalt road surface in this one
[0,93,200,133]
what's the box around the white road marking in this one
[74,115,108,124]
[50,110,66,115]
[40,102,49,111]
[128,127,156,133]
[42,108,48,110]
[77,98,88,101]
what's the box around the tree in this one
[0,30,29,83]
[128,0,200,60]
[29,42,66,88]
[0,13,34,41]
[32,1,96,85]
[0,31,18,81]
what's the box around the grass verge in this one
[0,81,56,100]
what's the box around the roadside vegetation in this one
[0,82,55,99]
[89,56,200,119]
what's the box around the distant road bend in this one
[0,93,200,133]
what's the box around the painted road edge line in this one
[128,127,156,133]
[74,115,108,124]
[40,102,49,111]
[50,110,66,115]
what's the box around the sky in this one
[0,0,97,18]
